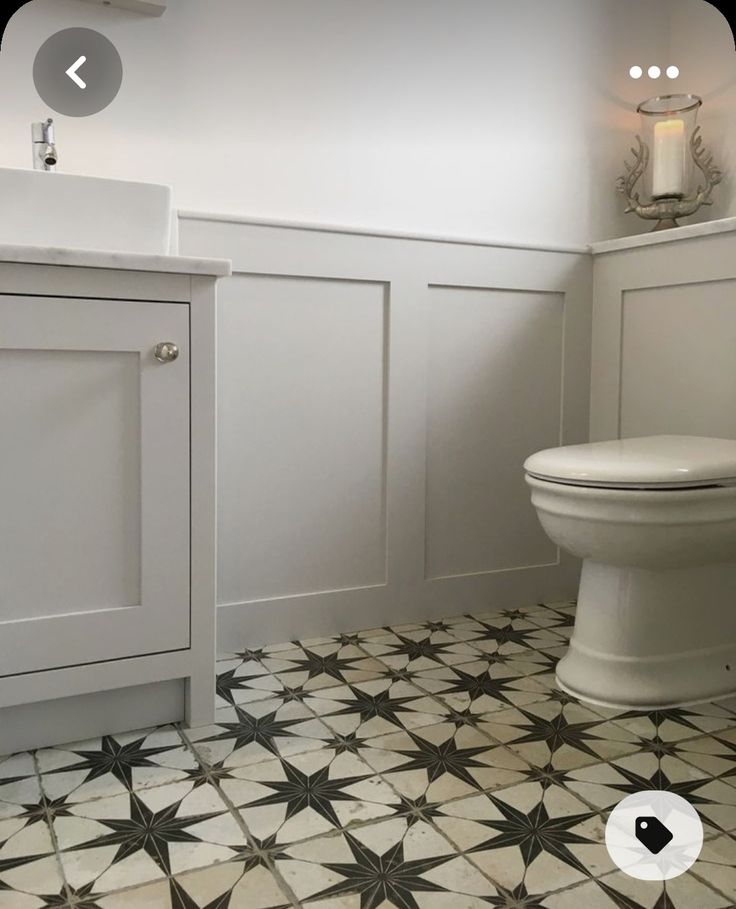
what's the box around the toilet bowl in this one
[524,435,736,710]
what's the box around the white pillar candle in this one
[652,118,685,198]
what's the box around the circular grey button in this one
[33,28,123,117]
[605,791,703,880]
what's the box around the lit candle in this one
[652,118,686,198]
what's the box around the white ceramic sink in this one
[0,168,174,255]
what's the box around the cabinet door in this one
[0,296,189,675]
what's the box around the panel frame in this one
[180,217,592,647]
[215,271,390,604]
[423,281,565,581]
[0,294,191,675]
[590,231,736,441]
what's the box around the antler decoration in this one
[616,135,649,212]
[690,126,723,208]
[617,127,723,229]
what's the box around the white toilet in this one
[524,435,736,710]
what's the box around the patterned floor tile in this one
[215,658,285,708]
[262,641,386,692]
[359,722,529,802]
[486,700,643,771]
[450,614,569,659]
[185,698,332,770]
[360,628,482,673]
[414,659,552,716]
[8,600,736,909]
[562,751,736,836]
[0,752,65,906]
[542,870,732,908]
[434,780,610,894]
[529,602,577,634]
[669,729,736,783]
[275,816,498,906]
[220,747,397,844]
[611,701,736,745]
[694,833,736,902]
[303,677,452,739]
[0,752,41,815]
[82,860,292,908]
[36,727,197,804]
[53,779,242,894]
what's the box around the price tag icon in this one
[635,816,673,855]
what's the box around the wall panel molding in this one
[424,283,564,581]
[179,216,592,649]
[591,232,736,442]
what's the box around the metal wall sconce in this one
[617,94,723,231]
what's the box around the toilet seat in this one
[524,434,736,490]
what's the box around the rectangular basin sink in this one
[0,168,173,255]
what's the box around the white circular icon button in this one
[605,791,703,880]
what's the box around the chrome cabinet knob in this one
[154,341,179,363]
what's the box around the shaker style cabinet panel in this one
[0,295,190,676]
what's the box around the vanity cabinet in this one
[1,295,190,675]
[0,248,230,753]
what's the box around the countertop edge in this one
[0,244,232,277]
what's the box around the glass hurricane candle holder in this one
[617,93,723,231]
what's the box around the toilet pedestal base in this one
[556,559,736,710]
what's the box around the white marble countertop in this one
[591,216,736,254]
[0,243,232,276]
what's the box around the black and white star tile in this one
[358,721,530,802]
[185,697,333,770]
[0,751,67,906]
[275,816,499,907]
[410,657,553,716]
[486,699,644,771]
[261,640,386,692]
[302,676,453,739]
[36,727,199,804]
[563,750,736,837]
[359,626,483,673]
[2,600,736,908]
[51,779,245,894]
[540,869,734,908]
[610,699,736,745]
[433,778,611,894]
[220,747,397,844]
[215,656,286,709]
[70,861,292,908]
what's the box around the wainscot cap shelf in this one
[0,243,232,277]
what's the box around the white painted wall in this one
[0,0,683,247]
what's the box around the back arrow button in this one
[65,55,87,90]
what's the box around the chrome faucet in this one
[32,118,58,171]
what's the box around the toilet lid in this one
[524,435,736,489]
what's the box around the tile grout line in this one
[237,618,644,900]
[298,613,736,900]
[175,722,304,909]
[218,611,736,865]
[14,601,731,907]
[217,632,540,898]
[31,749,77,908]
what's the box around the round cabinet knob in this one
[154,341,179,363]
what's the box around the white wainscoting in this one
[179,215,592,649]
[591,230,736,442]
